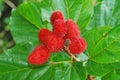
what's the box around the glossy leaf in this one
[84,0,120,77]
[84,26,120,63]
[0,44,55,80]
[77,0,94,31]
[1,0,120,80]
[10,9,39,45]
[17,2,43,28]
[102,69,120,80]
[0,43,87,80]
[85,26,120,76]
[40,0,93,32]
[86,60,120,76]
[1,1,91,79]
[10,0,93,44]
[88,0,120,28]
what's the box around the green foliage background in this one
[0,0,120,80]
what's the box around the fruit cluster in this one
[28,11,86,65]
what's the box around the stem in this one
[63,45,78,61]
[3,0,16,8]
[5,40,15,48]
[50,61,72,65]
[87,75,95,80]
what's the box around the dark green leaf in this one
[102,69,120,80]
[0,44,87,80]
[86,60,120,76]
[70,62,87,80]
[0,0,3,17]
[0,44,55,80]
[1,0,120,80]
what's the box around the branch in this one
[86,75,95,80]
[3,0,16,8]
[63,39,78,61]
[50,61,72,65]
[63,46,78,61]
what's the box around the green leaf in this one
[2,0,120,79]
[3,1,90,78]
[84,0,120,77]
[51,51,71,61]
[102,69,120,80]
[40,0,93,32]
[0,44,55,80]
[0,0,3,17]
[96,0,103,2]
[85,26,120,76]
[51,0,83,20]
[88,0,120,28]
[70,62,87,80]
[86,60,120,76]
[0,43,54,80]
[40,0,83,20]
[51,62,87,80]
[10,0,93,44]
[84,26,120,63]
[0,43,87,80]
[17,2,43,28]
[77,0,94,31]
[10,9,39,44]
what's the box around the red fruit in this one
[44,33,64,52]
[65,19,80,39]
[50,11,64,25]
[53,19,67,37]
[28,45,50,65]
[68,37,86,54]
[38,28,52,43]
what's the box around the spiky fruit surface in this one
[50,11,64,25]
[65,19,80,39]
[53,19,67,37]
[44,33,64,52]
[68,37,86,54]
[28,45,50,65]
[38,28,52,43]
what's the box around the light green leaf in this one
[2,0,120,79]
[88,0,120,28]
[2,1,90,78]
[85,26,120,76]
[40,0,83,20]
[17,2,43,28]
[10,0,93,44]
[10,9,39,44]
[77,0,94,31]
[84,0,120,77]
[40,0,93,32]
[84,26,120,63]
